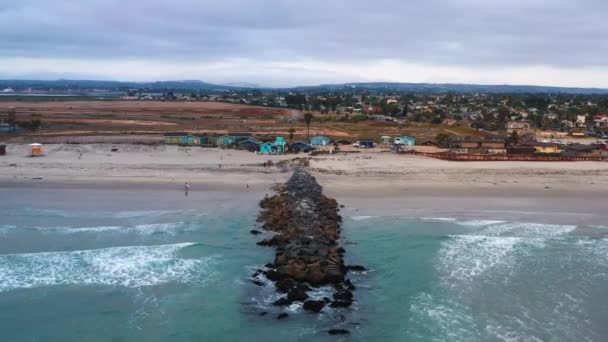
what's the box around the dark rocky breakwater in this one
[253,168,364,326]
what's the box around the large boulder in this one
[303,300,326,313]
[287,285,309,302]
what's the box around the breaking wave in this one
[438,235,524,284]
[0,243,215,292]
[408,220,594,340]
[350,216,374,221]
[3,208,201,219]
[438,222,575,285]
[11,222,188,236]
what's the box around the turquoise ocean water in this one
[0,187,606,341]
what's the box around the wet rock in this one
[328,329,349,335]
[257,237,278,246]
[276,313,289,320]
[302,300,325,313]
[333,290,353,302]
[287,286,309,302]
[330,300,353,308]
[275,278,296,293]
[264,270,284,281]
[259,311,268,316]
[250,280,264,286]
[346,265,366,272]
[272,297,292,306]
[250,229,262,235]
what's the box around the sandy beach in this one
[1,143,606,225]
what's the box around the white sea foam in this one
[2,222,187,236]
[454,220,506,228]
[0,224,16,235]
[478,222,576,238]
[10,208,199,219]
[0,243,215,292]
[417,220,600,341]
[436,221,578,286]
[485,324,544,342]
[437,222,575,284]
[350,216,373,221]
[245,265,336,314]
[111,210,183,219]
[420,217,457,222]
[42,222,185,235]
[408,292,478,341]
[438,235,523,284]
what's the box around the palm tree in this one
[304,112,314,139]
[288,128,295,141]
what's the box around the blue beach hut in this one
[394,136,416,146]
[310,135,331,146]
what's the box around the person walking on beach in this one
[184,182,190,196]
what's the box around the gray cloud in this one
[0,0,607,84]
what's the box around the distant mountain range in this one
[0,79,607,95]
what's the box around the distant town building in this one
[593,116,608,128]
[576,115,586,125]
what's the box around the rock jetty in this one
[255,168,359,313]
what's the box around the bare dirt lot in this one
[0,100,482,142]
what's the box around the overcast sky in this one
[1,0,607,87]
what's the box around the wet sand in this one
[1,143,606,225]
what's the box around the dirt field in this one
[0,100,484,142]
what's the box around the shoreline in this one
[2,176,606,226]
[1,143,607,225]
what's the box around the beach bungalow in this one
[274,136,286,153]
[205,136,218,146]
[259,142,277,154]
[164,132,189,144]
[310,135,331,146]
[335,139,352,145]
[239,138,261,151]
[289,141,312,153]
[186,134,210,146]
[216,132,253,146]
[259,137,287,154]
[185,135,200,145]
[394,136,416,146]
[380,136,392,144]
[357,140,375,148]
